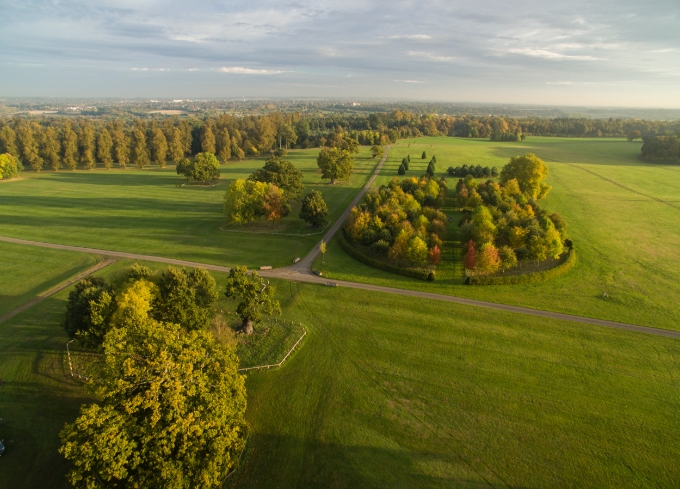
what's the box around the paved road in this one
[2,145,679,339]
[0,257,116,324]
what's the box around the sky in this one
[2,0,680,107]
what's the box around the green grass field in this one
[0,148,378,269]
[0,241,99,317]
[1,260,679,488]
[314,137,680,331]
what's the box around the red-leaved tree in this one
[428,245,441,265]
[463,240,476,270]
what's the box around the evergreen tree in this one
[62,121,79,170]
[96,128,114,169]
[149,127,168,167]
[398,163,406,175]
[421,151,427,159]
[79,122,96,169]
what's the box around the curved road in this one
[1,146,679,339]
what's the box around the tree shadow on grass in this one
[228,433,516,489]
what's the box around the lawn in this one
[0,240,100,317]
[0,148,378,269]
[314,137,680,331]
[1,260,679,488]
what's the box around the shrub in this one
[468,247,576,285]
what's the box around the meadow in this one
[0,147,378,269]
[1,260,679,488]
[314,137,680,331]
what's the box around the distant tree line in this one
[3,112,679,173]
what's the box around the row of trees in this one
[447,165,499,178]
[344,176,448,267]
[60,264,282,487]
[456,154,568,275]
[223,155,329,227]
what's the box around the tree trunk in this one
[241,317,254,335]
[330,177,335,185]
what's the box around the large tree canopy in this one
[224,266,281,334]
[299,189,328,227]
[317,147,354,184]
[60,299,247,489]
[248,156,305,200]
[177,152,220,184]
[500,153,551,200]
[156,267,219,331]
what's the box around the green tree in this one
[17,121,43,171]
[248,156,305,200]
[0,153,20,180]
[79,122,96,169]
[156,267,219,331]
[149,127,168,167]
[498,246,518,272]
[59,309,247,488]
[43,126,62,171]
[216,127,232,162]
[317,147,353,184]
[500,153,551,200]
[110,121,129,169]
[96,128,114,169]
[319,240,327,264]
[224,179,269,224]
[131,129,150,169]
[0,126,19,159]
[299,189,328,227]
[370,145,384,159]
[224,266,281,334]
[62,277,116,348]
[177,152,220,184]
[201,120,216,154]
[168,127,185,163]
[62,121,79,170]
[398,163,406,175]
[405,236,428,265]
[421,151,427,159]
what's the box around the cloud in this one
[506,48,600,61]
[385,34,431,40]
[218,66,283,75]
[406,51,457,62]
[395,79,425,84]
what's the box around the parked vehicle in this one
[0,439,6,456]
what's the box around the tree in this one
[476,242,501,274]
[216,128,232,162]
[224,179,269,224]
[500,153,551,200]
[177,152,220,184]
[149,127,168,167]
[59,310,247,488]
[0,126,19,159]
[426,161,435,177]
[62,121,79,170]
[224,266,281,334]
[428,245,441,266]
[406,236,428,265]
[317,147,353,184]
[168,127,185,163]
[130,129,150,169]
[17,122,43,171]
[263,184,290,223]
[421,151,427,159]
[62,277,116,348]
[370,145,384,159]
[627,130,642,141]
[463,240,476,270]
[43,126,62,171]
[498,246,518,272]
[299,189,328,227]
[201,121,216,154]
[110,121,129,169]
[248,156,305,200]
[156,267,219,331]
[398,163,406,175]
[96,128,114,169]
[0,153,19,180]
[79,122,96,169]
[319,240,327,264]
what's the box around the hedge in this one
[337,230,433,281]
[466,246,576,285]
